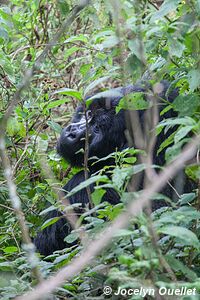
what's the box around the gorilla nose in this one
[67,132,76,139]
[64,125,77,140]
[63,123,85,142]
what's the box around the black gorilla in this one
[34,81,192,256]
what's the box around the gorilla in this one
[34,81,194,256]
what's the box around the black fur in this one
[34,81,193,256]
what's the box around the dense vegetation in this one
[0,0,200,299]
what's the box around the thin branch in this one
[0,137,42,283]
[83,104,94,209]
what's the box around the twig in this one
[83,104,94,209]
[12,138,29,176]
[147,215,177,281]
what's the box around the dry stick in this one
[0,0,90,283]
[141,91,176,281]
[12,138,29,176]
[15,135,200,300]
[144,93,159,182]
[109,3,172,282]
[83,105,94,209]
[147,207,177,282]
[111,0,176,281]
[0,137,42,283]
[110,0,146,192]
[126,109,146,192]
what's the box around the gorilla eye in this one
[93,125,99,133]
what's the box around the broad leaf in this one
[159,226,200,249]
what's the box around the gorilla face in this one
[57,89,127,167]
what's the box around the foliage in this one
[0,0,200,299]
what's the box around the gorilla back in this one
[34,81,194,256]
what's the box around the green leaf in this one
[40,206,57,215]
[188,69,200,91]
[92,189,106,206]
[67,175,109,197]
[174,126,194,143]
[84,76,110,97]
[149,56,166,72]
[159,226,200,249]
[158,117,196,127]
[128,38,146,61]
[57,0,69,15]
[6,118,21,136]
[0,261,13,271]
[0,8,12,23]
[165,139,186,163]
[160,105,172,116]
[47,121,62,133]
[197,0,200,15]
[36,137,48,152]
[166,255,197,281]
[114,229,133,237]
[185,165,200,182]
[112,167,133,189]
[46,99,70,109]
[86,89,122,107]
[53,88,82,100]
[65,232,79,244]
[157,131,175,154]
[41,217,60,230]
[3,246,18,254]
[64,34,88,44]
[169,38,185,58]
[0,51,13,75]
[116,92,149,112]
[176,206,200,222]
[64,46,80,59]
[150,0,179,21]
[132,164,149,174]
[112,164,150,189]
[126,53,143,77]
[118,254,134,266]
[124,156,137,164]
[172,95,199,117]
[178,193,196,205]
[101,35,119,48]
[157,206,200,227]
[0,27,9,42]
[80,63,92,76]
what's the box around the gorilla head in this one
[56,85,150,167]
[57,81,178,167]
